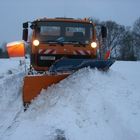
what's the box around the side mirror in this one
[23,22,28,28]
[22,28,28,41]
[101,26,107,38]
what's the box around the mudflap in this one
[49,58,115,73]
[23,73,69,105]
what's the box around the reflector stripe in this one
[39,49,91,55]
[49,49,56,54]
[39,49,56,54]
[84,50,91,55]
[79,50,86,55]
[45,49,54,54]
[73,51,77,55]
[75,50,82,55]
[74,50,91,55]
[39,49,46,54]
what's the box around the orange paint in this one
[23,74,69,103]
[7,41,25,57]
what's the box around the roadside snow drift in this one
[0,60,140,140]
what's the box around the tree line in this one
[0,17,140,60]
[92,17,140,60]
[0,42,9,58]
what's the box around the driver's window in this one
[65,27,85,37]
[40,26,60,36]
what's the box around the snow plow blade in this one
[49,58,115,72]
[23,74,69,104]
[23,58,115,106]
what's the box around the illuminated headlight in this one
[33,40,40,46]
[91,42,97,48]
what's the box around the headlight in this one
[33,40,40,46]
[91,42,97,48]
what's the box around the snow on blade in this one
[1,61,140,140]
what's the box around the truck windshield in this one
[36,21,93,44]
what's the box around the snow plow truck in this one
[7,17,115,108]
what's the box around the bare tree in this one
[119,29,136,60]
[133,17,140,59]
[0,42,9,58]
[103,21,125,50]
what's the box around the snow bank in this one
[0,58,27,79]
[0,72,24,137]
[1,61,140,140]
[0,58,26,139]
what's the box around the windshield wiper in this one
[44,39,86,46]
[56,37,65,45]
[46,37,65,46]
[46,40,64,46]
[68,41,86,46]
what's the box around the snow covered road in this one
[0,59,140,140]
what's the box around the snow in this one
[0,59,140,140]
[0,58,26,78]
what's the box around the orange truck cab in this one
[23,17,98,71]
[6,17,114,108]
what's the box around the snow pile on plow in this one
[2,61,140,140]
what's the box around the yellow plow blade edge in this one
[23,74,69,104]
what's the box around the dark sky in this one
[0,0,140,43]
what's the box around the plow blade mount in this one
[49,58,115,72]
[23,74,69,104]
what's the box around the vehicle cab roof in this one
[33,17,95,25]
